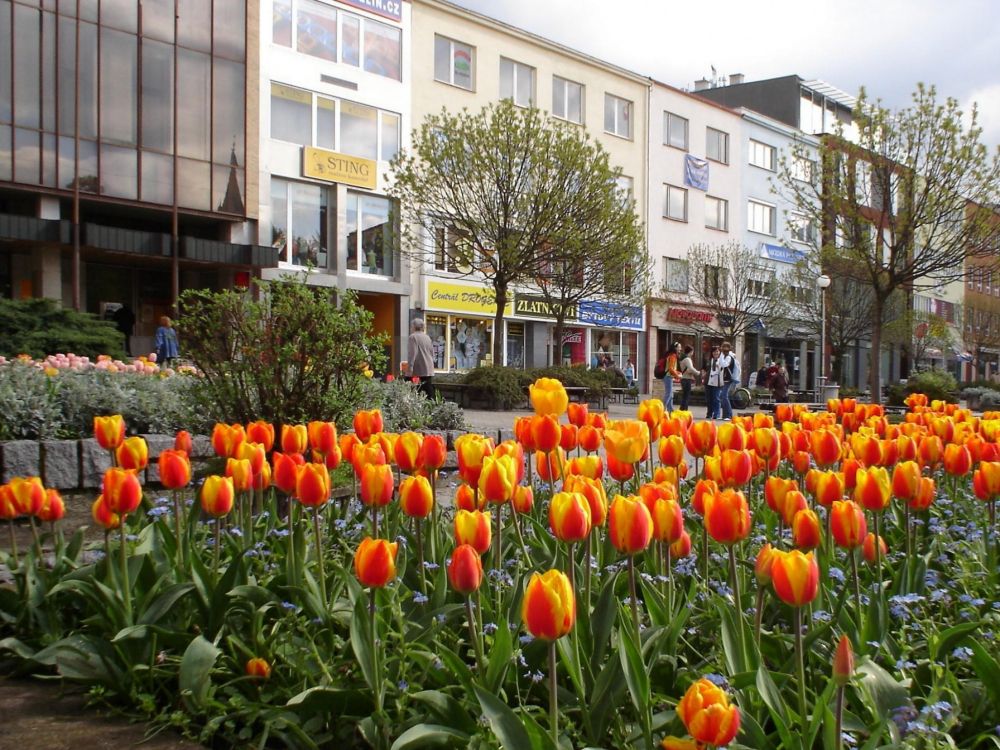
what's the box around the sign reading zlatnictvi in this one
[302,146,377,190]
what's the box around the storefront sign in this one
[302,146,377,190]
[425,280,513,316]
[514,294,578,320]
[667,307,714,324]
[579,300,644,330]
[763,243,806,264]
[337,0,402,22]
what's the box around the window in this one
[434,35,474,90]
[789,286,813,305]
[791,213,816,244]
[615,175,634,205]
[271,83,312,145]
[664,184,687,222]
[665,258,689,293]
[664,112,688,149]
[340,100,378,160]
[434,226,471,272]
[500,58,535,107]
[346,192,397,276]
[604,93,632,138]
[706,127,729,164]
[297,0,338,62]
[705,265,727,298]
[592,330,638,371]
[271,178,330,268]
[749,200,776,235]
[749,139,776,170]
[552,76,583,124]
[791,154,815,182]
[705,195,728,231]
[363,18,401,79]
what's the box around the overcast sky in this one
[452,0,1000,149]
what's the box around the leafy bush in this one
[179,275,386,426]
[527,364,625,391]
[0,297,124,359]
[458,366,528,410]
[363,379,466,432]
[0,361,205,440]
[888,369,958,405]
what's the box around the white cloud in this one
[963,84,1000,152]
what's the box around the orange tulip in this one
[830,500,866,549]
[604,420,649,465]
[392,431,423,473]
[854,466,891,512]
[813,471,844,508]
[448,544,483,594]
[686,421,717,457]
[549,491,592,543]
[530,378,569,417]
[359,463,393,508]
[720,449,753,487]
[559,423,579,452]
[246,420,275,451]
[638,398,665,441]
[353,409,384,442]
[512,484,534,514]
[91,495,120,530]
[493,441,525,484]
[691,479,718,516]
[564,475,607,526]
[455,434,494,486]
[454,483,480,511]
[531,414,562,453]
[891,461,921,502]
[211,423,245,458]
[399,475,433,518]
[771,549,819,606]
[101,468,142,515]
[272,451,304,494]
[515,416,537,452]
[296,462,331,507]
[536,448,565,483]
[245,657,271,680]
[654,464,687,485]
[608,494,653,554]
[606,453,635,482]
[717,423,747,452]
[418,434,447,473]
[658,435,685,467]
[917,435,943,468]
[521,569,575,640]
[354,537,398,587]
[842,457,861,490]
[339,433,362,466]
[669,530,693,559]
[676,678,741,747]
[351,441,386,479]
[565,455,603,480]
[157,447,194,488]
[910,476,935,511]
[780,490,809,527]
[201,475,235,517]
[792,508,822,550]
[755,543,778,585]
[810,429,842,467]
[478,454,517,504]
[646,493,684,543]
[238,441,267,475]
[660,738,700,750]
[9,476,45,516]
[832,635,855,686]
[256,460,273,490]
[307,421,337,456]
[704,489,751,545]
[850,433,881,466]
[116,436,149,471]
[752,427,781,462]
[578,424,602,453]
[225,457,254,492]
[94,414,125,451]
[790,450,810,475]
[862,532,887,565]
[943,443,972,476]
[454,509,491,554]
[567,402,589,427]
[37,488,65,523]
[973,461,1000,500]
[174,429,193,456]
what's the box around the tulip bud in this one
[101,468,142,515]
[37,488,65,523]
[116,436,149,471]
[159,449,192,489]
[549,491,592,543]
[454,509,491,554]
[704,489,751,545]
[676,678,741,747]
[418,434,447,472]
[448,544,483,595]
[174,429,193,456]
[399,475,433,518]
[394,431,423,473]
[307,421,337,456]
[246,657,271,680]
[246,420,275,452]
[296,463,331,507]
[608,494,653,554]
[669,530,692,559]
[359,463,393,508]
[862,532,887,565]
[201,475,235,517]
[94,414,125,451]
[512,484,534,514]
[211,423,245,459]
[353,537,398,588]
[832,634,854,686]
[353,409,384,442]
[755,543,777,585]
[792,508,822,550]
[225,457,254,493]
[91,495,121,530]
[771,549,819,607]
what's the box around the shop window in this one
[434,35,474,90]
[340,100,378,160]
[426,315,448,369]
[271,178,330,268]
[363,18,401,80]
[451,317,491,369]
[592,329,637,371]
[380,112,400,162]
[270,83,312,145]
[317,96,336,150]
[507,322,525,369]
[346,191,396,276]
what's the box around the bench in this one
[565,385,608,410]
[610,387,639,405]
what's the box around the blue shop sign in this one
[579,300,644,330]
[763,243,806,264]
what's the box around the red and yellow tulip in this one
[676,678,741,747]
[448,544,483,594]
[521,569,575,640]
[771,549,819,606]
[354,537,398,587]
[608,494,653,554]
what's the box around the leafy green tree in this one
[389,100,648,365]
[179,273,386,425]
[778,84,1000,401]
[0,297,124,359]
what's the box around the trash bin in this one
[821,383,840,402]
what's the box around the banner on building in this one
[762,243,806,264]
[425,280,513,316]
[579,300,644,330]
[337,0,402,22]
[683,155,709,191]
[514,294,578,320]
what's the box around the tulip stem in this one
[120,518,131,624]
[701,524,709,585]
[493,502,503,570]
[584,533,593,611]
[414,519,426,594]
[512,506,531,563]
[753,587,765,647]
[7,521,18,568]
[312,507,327,609]
[549,640,559,749]
[429,471,438,562]
[903,502,911,560]
[213,520,221,580]
[627,554,640,637]
[794,607,807,729]
[29,517,41,560]
[465,595,484,673]
[370,588,383,713]
[834,684,845,750]
[666,542,673,614]
[173,490,184,570]
[728,545,747,667]
[873,513,883,594]
[567,542,576,593]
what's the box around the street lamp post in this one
[816,274,832,396]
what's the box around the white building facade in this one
[258,0,412,370]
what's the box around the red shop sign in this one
[667,308,714,323]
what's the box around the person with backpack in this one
[654,342,681,412]
[678,345,698,411]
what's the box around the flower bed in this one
[0,389,998,749]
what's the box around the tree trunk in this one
[831,345,845,385]
[552,317,565,368]
[493,286,507,367]
[869,295,885,404]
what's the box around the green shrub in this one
[459,366,527,410]
[364,379,467,432]
[179,275,385,425]
[0,297,124,359]
[889,369,958,405]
